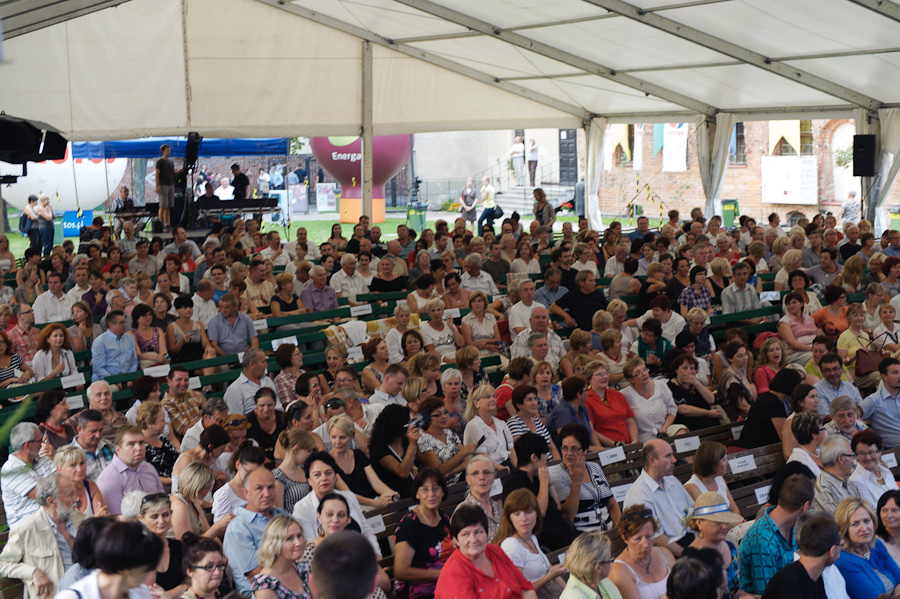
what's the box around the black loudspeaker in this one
[854,134,876,177]
[184,132,202,171]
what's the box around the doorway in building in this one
[559,129,577,185]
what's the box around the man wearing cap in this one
[623,439,695,556]
[231,164,251,200]
[182,398,229,452]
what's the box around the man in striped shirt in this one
[720,262,764,325]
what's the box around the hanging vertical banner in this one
[663,123,688,172]
[769,120,800,155]
[633,124,644,171]
[603,124,630,170]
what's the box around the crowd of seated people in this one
[1,206,900,599]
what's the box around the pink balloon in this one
[310,136,411,200]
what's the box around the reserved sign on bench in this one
[729,455,757,474]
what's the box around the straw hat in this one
[692,492,743,523]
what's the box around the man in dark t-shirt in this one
[231,164,251,200]
[502,433,576,551]
[761,514,840,599]
[550,270,608,331]
[155,144,179,231]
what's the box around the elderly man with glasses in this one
[813,435,862,513]
[1,423,56,526]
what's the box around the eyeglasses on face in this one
[191,563,227,572]
[857,447,881,457]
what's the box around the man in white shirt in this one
[623,439,696,556]
[191,280,218,326]
[1,423,56,527]
[65,265,91,304]
[329,254,368,305]
[260,231,290,267]
[510,307,564,368]
[214,177,234,200]
[460,254,499,295]
[368,365,408,407]
[285,227,320,261]
[603,241,631,277]
[33,273,75,325]
[128,240,159,276]
[224,349,278,415]
[509,136,526,186]
[508,279,544,340]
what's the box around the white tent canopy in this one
[5,0,900,225]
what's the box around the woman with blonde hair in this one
[401,376,428,413]
[252,515,312,599]
[842,255,866,293]
[54,445,108,517]
[495,489,567,599]
[862,282,887,332]
[560,531,622,599]
[271,272,307,318]
[461,290,502,355]
[171,462,231,540]
[707,257,731,298]
[598,329,631,389]
[329,414,398,508]
[838,302,882,393]
[421,297,463,363]
[590,310,613,351]
[873,302,900,355]
[774,248,803,291]
[607,299,635,349]
[715,233,739,265]
[754,337,787,394]
[559,329,594,379]
[137,400,179,485]
[14,264,39,305]
[768,235,792,273]
[463,384,516,468]
[386,303,413,364]
[864,252,888,287]
[608,505,676,599]
[834,497,900,599]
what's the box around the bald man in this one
[622,439,695,556]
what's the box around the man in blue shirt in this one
[627,216,651,242]
[883,230,900,258]
[90,311,138,381]
[739,474,815,595]
[859,357,900,448]
[546,377,602,450]
[223,468,291,596]
[207,294,259,356]
[813,353,862,416]
[534,267,568,308]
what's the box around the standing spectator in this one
[95,424,165,515]
[22,194,41,251]
[36,194,55,256]
[459,178,478,229]
[155,144,179,232]
[231,163,251,199]
[526,139,539,186]
[510,136,526,186]
[1,423,56,527]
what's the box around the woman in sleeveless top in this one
[54,445,108,517]
[608,505,675,599]
[170,462,232,541]
[273,429,316,513]
[129,303,169,369]
[167,296,214,365]
[684,441,740,514]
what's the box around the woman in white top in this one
[609,505,675,599]
[621,358,683,442]
[421,298,464,363]
[495,489,567,599]
[385,303,413,364]
[873,302,900,355]
[684,441,740,515]
[511,240,542,275]
[32,323,77,382]
[572,242,599,277]
[849,429,898,509]
[785,411,824,477]
[462,384,515,468]
[461,291,502,356]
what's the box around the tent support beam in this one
[581,0,883,111]
[847,0,900,23]
[251,0,589,121]
[0,0,133,39]
[390,0,718,116]
[361,41,374,221]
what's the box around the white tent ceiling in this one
[3,0,900,140]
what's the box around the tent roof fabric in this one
[3,0,900,140]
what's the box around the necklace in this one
[416,506,438,528]
[629,547,652,574]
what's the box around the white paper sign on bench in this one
[729,455,757,474]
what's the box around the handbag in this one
[855,331,886,376]
[493,204,504,218]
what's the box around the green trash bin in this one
[407,202,427,233]
[721,199,739,228]
[54,219,66,243]
[891,207,900,231]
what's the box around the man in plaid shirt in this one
[161,366,205,437]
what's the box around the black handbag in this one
[493,204,504,218]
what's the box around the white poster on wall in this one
[662,123,688,172]
[762,155,818,205]
[316,183,337,212]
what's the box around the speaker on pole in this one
[853,134,876,177]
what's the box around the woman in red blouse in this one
[583,361,637,447]
[435,504,536,599]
